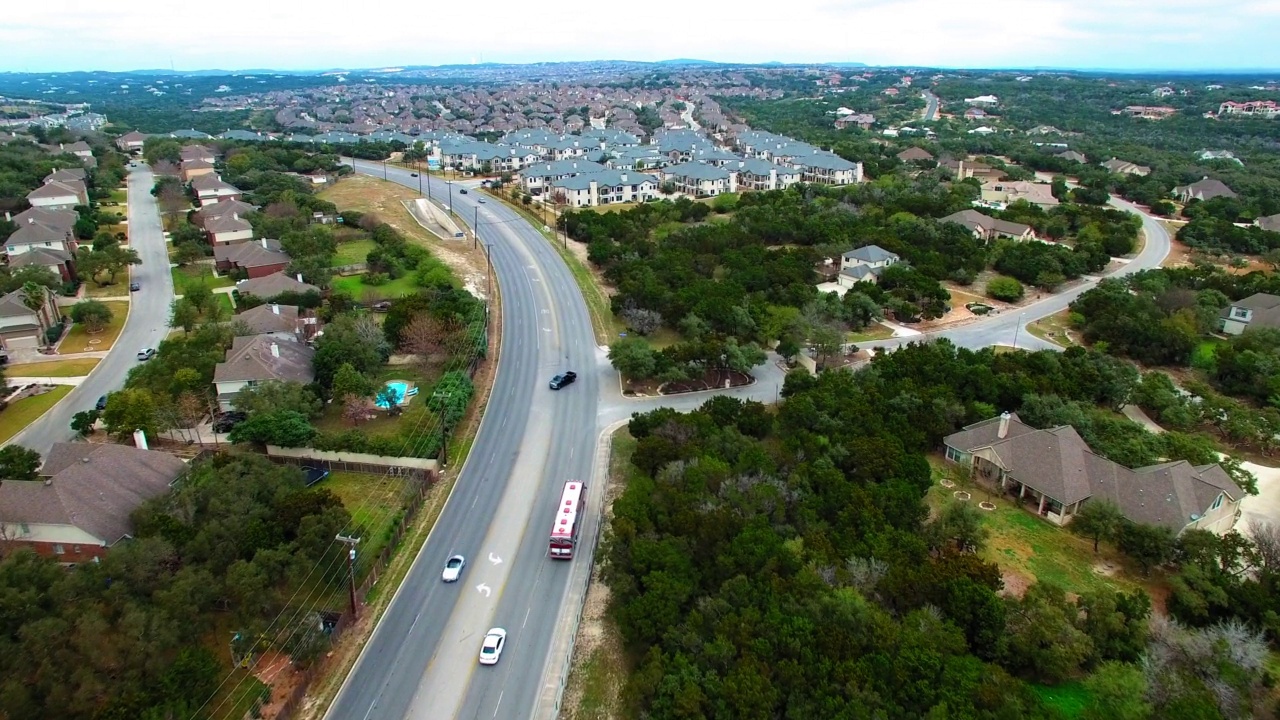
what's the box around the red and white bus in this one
[549,480,585,559]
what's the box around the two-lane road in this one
[8,164,175,455]
[328,161,598,720]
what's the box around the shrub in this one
[363,271,389,286]
[986,277,1025,302]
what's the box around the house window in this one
[53,544,65,555]
[73,545,81,554]
[1211,494,1224,511]
[1230,307,1250,320]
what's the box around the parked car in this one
[478,628,507,665]
[213,411,247,434]
[441,555,466,582]
[371,301,392,313]
[549,371,578,390]
[136,348,155,361]
[95,395,108,411]
[130,282,140,291]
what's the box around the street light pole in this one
[418,160,422,196]
[1012,313,1025,350]
[473,206,479,250]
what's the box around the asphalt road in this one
[921,90,939,122]
[8,164,175,455]
[328,161,599,720]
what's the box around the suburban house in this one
[179,144,217,163]
[980,180,1059,208]
[235,272,319,300]
[44,167,87,185]
[201,211,254,246]
[963,107,987,121]
[941,209,1035,241]
[0,443,187,563]
[548,170,658,208]
[1101,157,1152,176]
[4,207,77,256]
[1219,293,1280,335]
[837,245,900,287]
[518,160,608,194]
[662,161,738,197]
[1256,214,1280,233]
[733,158,802,191]
[115,130,148,153]
[214,335,316,410]
[0,285,60,350]
[232,303,320,343]
[214,238,291,278]
[1174,176,1237,203]
[59,141,94,162]
[1120,106,1177,120]
[897,147,934,163]
[190,174,243,207]
[194,198,255,227]
[1197,150,1243,165]
[964,95,999,106]
[1055,150,1087,164]
[940,158,1006,182]
[26,179,88,210]
[1218,100,1280,118]
[789,153,864,186]
[180,158,217,183]
[9,247,76,283]
[944,412,1243,535]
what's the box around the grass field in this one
[0,386,72,443]
[82,280,131,298]
[106,188,127,204]
[1027,309,1080,348]
[331,272,419,301]
[173,266,234,295]
[332,239,376,266]
[1031,681,1091,719]
[318,471,414,577]
[213,293,234,314]
[60,300,129,352]
[6,358,100,377]
[848,322,895,343]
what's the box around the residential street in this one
[7,164,176,454]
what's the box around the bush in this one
[986,277,1025,302]
[44,323,65,344]
[70,299,113,333]
[363,271,389,286]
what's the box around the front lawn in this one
[6,358,100,377]
[60,300,130,352]
[332,239,377,266]
[172,265,234,295]
[0,386,72,443]
[848,322,895,343]
[212,293,234,314]
[83,280,131,298]
[1027,309,1081,348]
[331,272,419,301]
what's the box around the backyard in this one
[317,470,417,578]
[60,300,130,353]
[331,272,419,301]
[0,386,73,443]
[332,239,376,266]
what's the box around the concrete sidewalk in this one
[6,376,86,386]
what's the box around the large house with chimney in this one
[944,412,1242,535]
[214,335,316,411]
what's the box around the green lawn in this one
[848,322,895,343]
[1030,681,1092,719]
[317,471,414,577]
[332,273,419,301]
[332,239,376,266]
[6,358,100,377]
[212,293,234,314]
[106,188,127,205]
[82,280,131,298]
[172,266,234,295]
[1191,339,1222,371]
[60,300,130,352]
[0,386,72,443]
[1027,309,1080,348]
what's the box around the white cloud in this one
[1,0,1276,71]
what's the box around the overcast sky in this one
[3,0,1278,72]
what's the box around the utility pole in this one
[418,159,423,196]
[1012,313,1025,350]
[484,243,494,324]
[382,158,387,180]
[473,205,479,250]
[432,390,452,466]
[335,534,360,618]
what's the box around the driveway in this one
[7,164,176,455]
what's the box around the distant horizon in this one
[1,58,1278,78]
[6,0,1280,75]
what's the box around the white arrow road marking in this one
[476,583,492,597]
[489,552,503,565]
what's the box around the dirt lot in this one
[321,175,489,300]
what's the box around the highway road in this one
[8,164,175,455]
[921,90,939,122]
[329,160,599,720]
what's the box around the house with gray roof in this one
[787,151,864,186]
[1100,157,1151,176]
[0,285,59,350]
[518,159,608,194]
[168,128,213,140]
[1174,176,1237,203]
[734,158,801,191]
[235,272,318,300]
[26,179,87,210]
[0,442,187,563]
[1256,214,1280,233]
[5,207,77,256]
[44,167,87,185]
[837,244,900,287]
[215,238,290,278]
[231,303,319,343]
[940,209,1035,241]
[8,246,75,283]
[1219,293,1280,335]
[220,130,270,142]
[214,335,316,411]
[115,130,148,153]
[606,146,667,171]
[190,174,243,207]
[662,161,737,197]
[549,169,658,207]
[944,412,1242,534]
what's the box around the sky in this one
[3,0,1279,73]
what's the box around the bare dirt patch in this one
[253,651,303,719]
[1000,569,1033,599]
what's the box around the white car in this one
[441,555,465,582]
[136,348,156,361]
[479,628,507,665]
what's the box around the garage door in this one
[3,335,38,350]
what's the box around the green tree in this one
[1004,583,1094,682]
[232,381,323,420]
[0,445,43,481]
[70,409,100,436]
[70,299,113,333]
[330,363,374,400]
[173,241,206,266]
[227,410,317,447]
[986,276,1025,302]
[1072,499,1124,552]
[1117,521,1177,574]
[102,388,164,441]
[169,299,200,333]
[1082,661,1152,720]
[609,336,659,380]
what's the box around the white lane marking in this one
[522,607,531,628]
[493,691,504,717]
[472,494,480,509]
[409,611,422,633]
[476,583,492,597]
